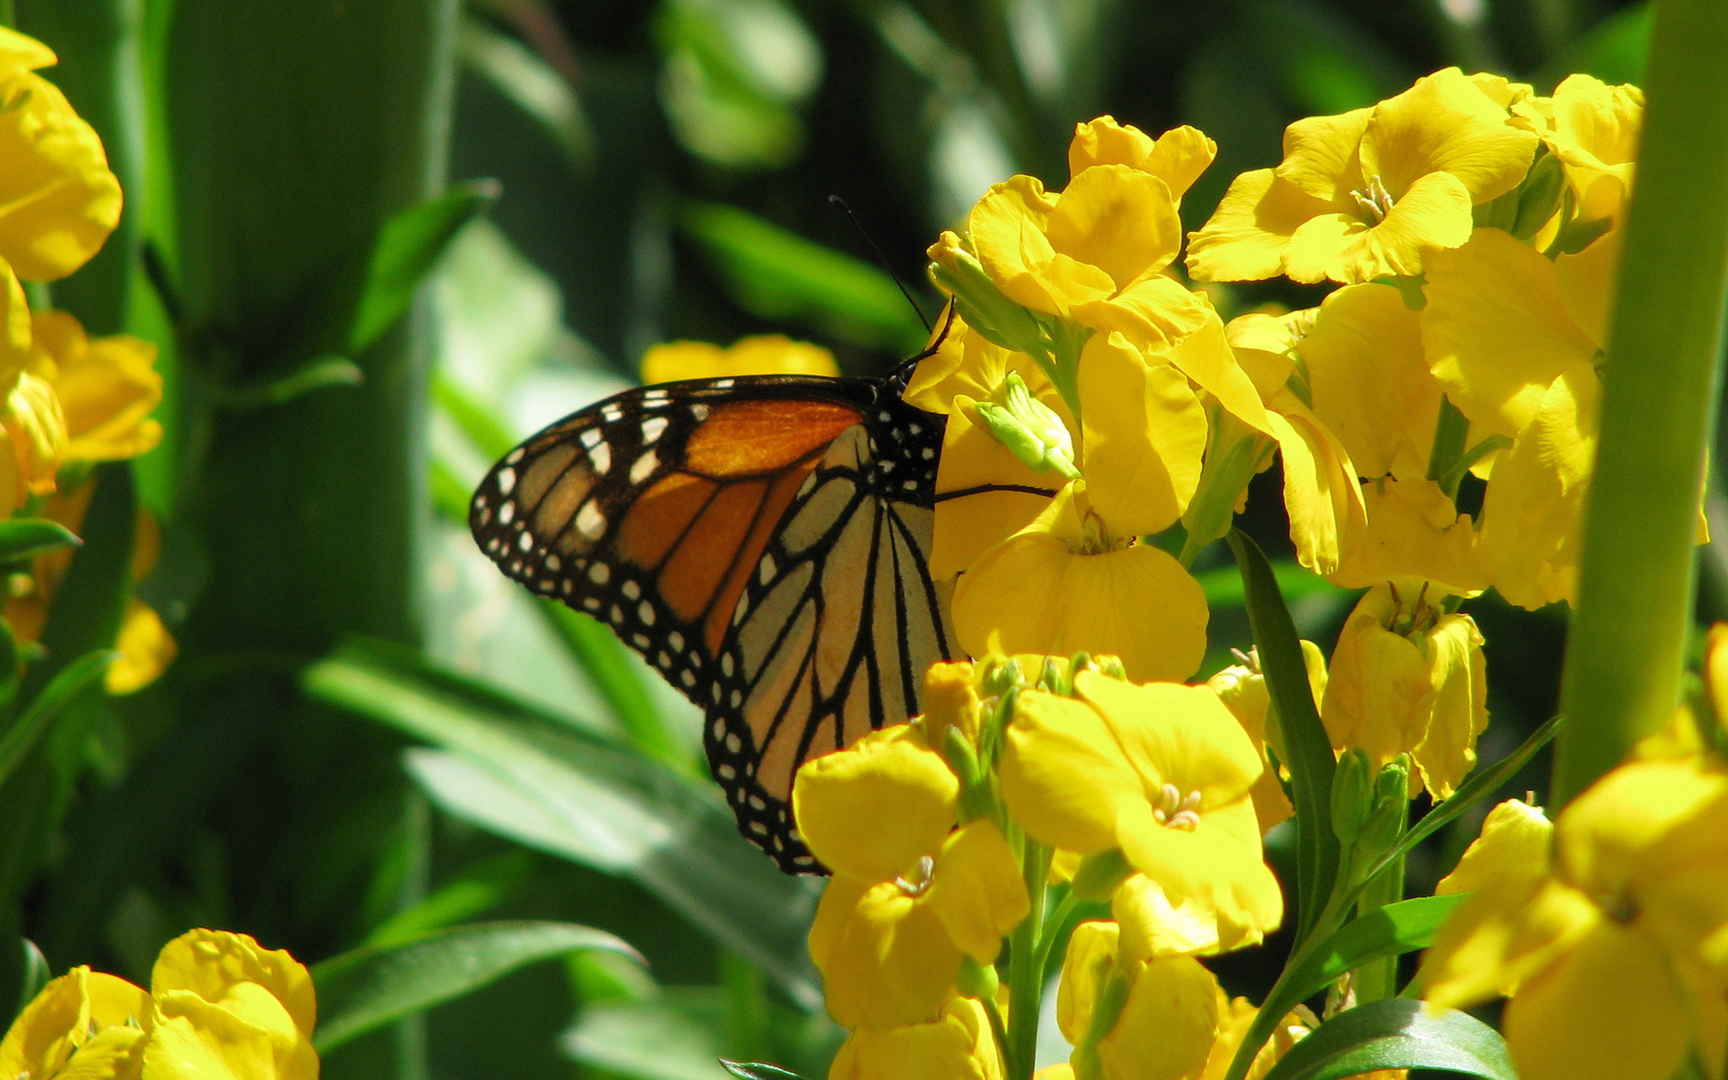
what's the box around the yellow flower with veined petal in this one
[30,311,163,462]
[0,929,318,1080]
[1320,580,1487,799]
[952,481,1209,682]
[796,724,1028,1030]
[1188,68,1538,285]
[828,995,1005,1079]
[1067,117,1216,208]
[1056,920,1222,1080]
[965,156,1214,350]
[1512,74,1642,226]
[0,29,122,282]
[640,334,838,383]
[1419,774,1728,1080]
[999,672,1283,950]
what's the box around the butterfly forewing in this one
[470,374,957,871]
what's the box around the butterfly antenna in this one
[828,194,930,332]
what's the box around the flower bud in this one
[1330,748,1373,850]
[963,371,1081,480]
[927,231,1052,360]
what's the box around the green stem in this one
[1005,837,1051,1079]
[1350,796,1408,1002]
[1553,0,1728,806]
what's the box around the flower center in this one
[1350,175,1396,223]
[895,854,937,897]
[1153,782,1202,830]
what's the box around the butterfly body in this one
[471,372,957,871]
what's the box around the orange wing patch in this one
[617,472,710,568]
[684,399,863,475]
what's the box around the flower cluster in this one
[796,655,1284,1079]
[0,929,318,1079]
[0,27,171,692]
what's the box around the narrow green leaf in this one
[1286,895,1468,1005]
[363,852,540,948]
[721,1063,807,1080]
[0,651,115,790]
[678,201,925,354]
[349,181,499,355]
[1262,999,1517,1080]
[0,519,80,563]
[303,641,821,1009]
[1228,530,1339,944]
[312,920,637,1053]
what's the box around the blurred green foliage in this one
[0,0,1660,1076]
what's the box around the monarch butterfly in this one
[470,328,965,873]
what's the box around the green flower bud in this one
[964,371,1081,480]
[1330,748,1374,849]
[926,236,1051,359]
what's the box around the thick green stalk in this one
[1553,0,1728,805]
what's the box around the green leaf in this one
[313,920,637,1053]
[721,1063,807,1080]
[1261,999,1517,1080]
[0,651,115,790]
[220,354,365,410]
[303,640,822,1008]
[0,519,80,563]
[678,201,926,354]
[1228,530,1339,944]
[1279,895,1468,1011]
[363,851,541,948]
[348,181,499,355]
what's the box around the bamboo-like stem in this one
[1553,0,1728,806]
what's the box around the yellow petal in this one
[1069,119,1215,205]
[35,313,164,462]
[828,997,1004,1080]
[1435,798,1552,897]
[1320,586,1437,766]
[0,28,57,79]
[1300,282,1436,479]
[970,175,1113,316]
[1417,877,1597,1009]
[793,724,957,883]
[1412,612,1487,799]
[1113,799,1283,952]
[107,600,176,695]
[1000,692,1141,854]
[1078,332,1205,535]
[1504,920,1692,1080]
[1055,920,1119,1044]
[1097,956,1221,1080]
[1186,170,1328,284]
[1360,68,1538,203]
[1076,674,1267,807]
[0,74,122,281]
[1275,107,1372,203]
[1072,273,1217,355]
[1158,308,1272,437]
[1045,165,1182,290]
[1268,405,1366,579]
[1477,372,1597,610]
[809,878,962,1029]
[149,930,317,1044]
[0,968,148,1080]
[1330,474,1488,596]
[926,821,1031,963]
[953,486,1208,684]
[1424,228,1600,438]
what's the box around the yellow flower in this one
[1320,580,1487,799]
[1419,770,1728,1080]
[0,929,317,1080]
[999,671,1283,949]
[30,311,163,462]
[965,160,1213,350]
[639,334,838,382]
[1066,117,1216,208]
[1057,920,1222,1080]
[0,33,122,282]
[1329,473,1487,596]
[1513,75,1642,226]
[1187,68,1538,284]
[796,724,1027,1029]
[952,481,1209,683]
[828,995,1004,1079]
[0,965,149,1079]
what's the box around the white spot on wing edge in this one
[576,501,606,540]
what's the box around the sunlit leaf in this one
[0,519,80,563]
[314,920,636,1052]
[1262,999,1517,1080]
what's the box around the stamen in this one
[1152,783,1203,830]
[1350,175,1396,222]
[895,854,937,897]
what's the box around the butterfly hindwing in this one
[470,374,956,871]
